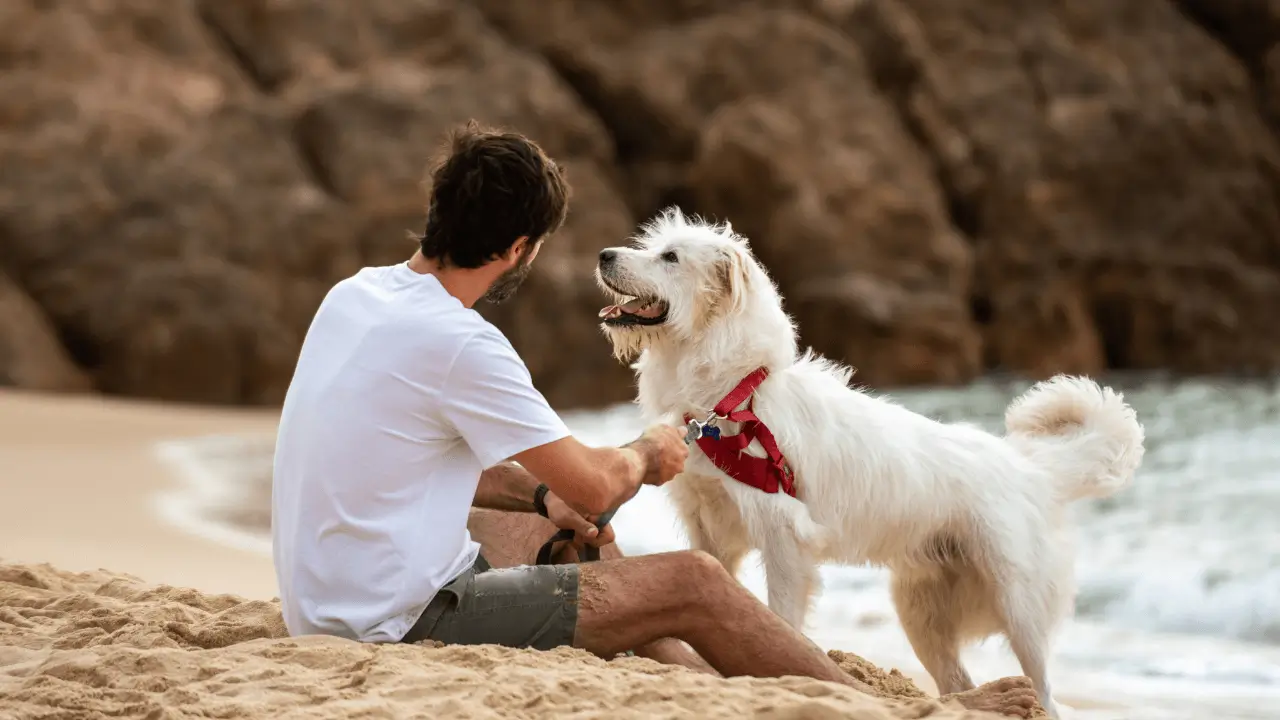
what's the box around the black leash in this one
[535,507,616,565]
[532,483,616,565]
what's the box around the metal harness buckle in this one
[683,411,723,445]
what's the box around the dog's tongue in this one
[599,298,657,319]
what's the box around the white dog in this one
[595,208,1145,718]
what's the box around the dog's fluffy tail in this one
[1004,375,1145,502]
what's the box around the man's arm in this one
[471,435,665,512]
[472,461,546,513]
[512,429,678,517]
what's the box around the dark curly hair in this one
[414,122,570,269]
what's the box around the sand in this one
[0,388,1047,719]
[0,562,1029,720]
[0,389,280,600]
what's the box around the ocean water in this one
[154,374,1280,720]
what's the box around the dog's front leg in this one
[667,474,751,578]
[758,527,821,632]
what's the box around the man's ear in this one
[504,235,532,264]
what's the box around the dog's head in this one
[595,207,768,360]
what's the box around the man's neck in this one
[405,250,491,308]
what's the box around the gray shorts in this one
[400,554,581,650]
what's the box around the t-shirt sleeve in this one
[439,328,572,469]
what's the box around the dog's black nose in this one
[598,249,617,266]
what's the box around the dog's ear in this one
[715,244,753,314]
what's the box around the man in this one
[270,123,1036,716]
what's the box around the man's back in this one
[271,262,567,642]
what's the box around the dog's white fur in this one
[596,208,1146,718]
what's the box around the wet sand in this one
[0,389,279,600]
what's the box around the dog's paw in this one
[941,676,1046,718]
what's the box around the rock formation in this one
[0,0,1277,408]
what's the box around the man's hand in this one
[631,424,689,487]
[544,492,616,550]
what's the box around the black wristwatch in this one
[532,483,551,518]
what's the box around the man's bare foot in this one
[940,676,1044,718]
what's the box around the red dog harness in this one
[683,367,796,497]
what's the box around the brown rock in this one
[0,0,249,247]
[290,62,613,211]
[47,257,301,405]
[1173,0,1280,68]
[489,0,1280,383]
[1173,0,1280,134]
[196,0,506,92]
[689,67,981,385]
[198,0,639,407]
[3,0,1280,410]
[504,9,980,386]
[1266,49,1280,138]
[515,9,866,205]
[0,0,360,405]
[0,271,91,393]
[835,0,1280,376]
[0,87,359,404]
[475,0,734,49]
[0,0,636,408]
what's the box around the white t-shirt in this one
[271,262,570,643]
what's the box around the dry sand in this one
[0,389,1042,719]
[0,562,1026,720]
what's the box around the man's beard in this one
[482,243,536,304]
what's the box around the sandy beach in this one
[2,560,1023,720]
[0,388,1044,719]
[6,383,1280,719]
[0,389,280,601]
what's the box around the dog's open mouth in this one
[597,272,669,327]
[599,295,669,326]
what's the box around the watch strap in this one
[532,483,551,518]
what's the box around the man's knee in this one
[673,549,733,586]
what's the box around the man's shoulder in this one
[316,266,394,310]
[452,320,521,365]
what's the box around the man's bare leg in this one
[574,550,1040,716]
[466,509,716,675]
[467,509,1039,716]
[565,549,850,685]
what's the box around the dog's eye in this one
[661,250,678,263]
